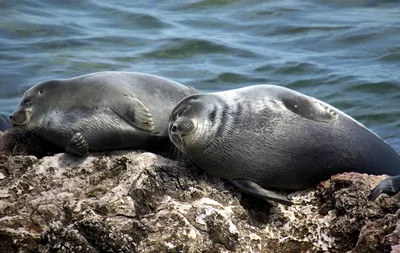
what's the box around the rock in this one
[0,129,399,252]
[0,128,61,158]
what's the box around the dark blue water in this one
[0,0,399,150]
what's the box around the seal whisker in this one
[166,142,179,160]
[18,84,25,96]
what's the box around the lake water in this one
[0,0,399,150]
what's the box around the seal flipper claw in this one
[65,133,89,156]
[369,175,400,201]
[231,179,293,205]
[281,94,338,122]
[111,97,154,132]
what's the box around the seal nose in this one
[9,114,12,120]
[171,125,177,133]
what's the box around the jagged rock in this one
[0,129,399,252]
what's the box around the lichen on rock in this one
[0,129,399,252]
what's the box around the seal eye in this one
[39,90,43,95]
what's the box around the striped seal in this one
[11,71,198,156]
[168,85,400,205]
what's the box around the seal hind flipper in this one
[110,96,154,132]
[369,175,400,201]
[65,132,89,156]
[280,94,338,122]
[231,179,293,205]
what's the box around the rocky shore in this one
[0,128,399,252]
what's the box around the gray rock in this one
[0,129,399,252]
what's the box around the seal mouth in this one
[10,110,30,127]
[169,125,189,155]
[169,119,197,152]
[170,132,185,152]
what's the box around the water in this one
[0,0,399,150]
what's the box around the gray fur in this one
[169,85,400,204]
[11,71,198,156]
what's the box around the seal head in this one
[169,94,216,155]
[11,80,57,130]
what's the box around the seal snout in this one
[169,122,184,150]
[169,121,182,140]
[171,119,196,136]
[169,118,197,150]
[170,124,178,134]
[10,109,29,126]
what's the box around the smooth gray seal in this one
[11,71,198,156]
[168,84,400,205]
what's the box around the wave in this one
[139,38,259,59]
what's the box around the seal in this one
[168,85,400,204]
[0,113,11,131]
[11,71,198,156]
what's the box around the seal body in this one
[11,71,198,156]
[169,85,400,204]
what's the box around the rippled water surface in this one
[0,0,399,149]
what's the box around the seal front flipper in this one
[369,175,400,201]
[280,94,338,122]
[231,179,293,205]
[65,133,89,156]
[110,96,154,131]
